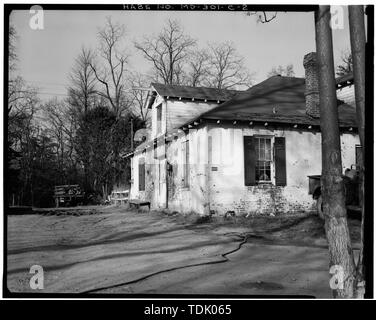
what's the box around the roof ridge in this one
[151,82,243,92]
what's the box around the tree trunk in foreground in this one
[315,6,356,298]
[349,5,366,298]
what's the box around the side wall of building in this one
[130,127,210,215]
[166,100,218,132]
[165,127,209,214]
[131,124,359,216]
[207,124,360,215]
[150,96,220,140]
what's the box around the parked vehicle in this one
[308,167,361,219]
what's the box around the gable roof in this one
[180,75,357,129]
[147,83,242,108]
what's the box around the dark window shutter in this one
[139,159,145,191]
[244,136,256,186]
[355,145,363,170]
[274,137,287,186]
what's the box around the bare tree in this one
[267,64,295,77]
[42,99,68,183]
[315,5,357,298]
[43,97,84,186]
[65,48,100,188]
[127,72,151,125]
[9,24,17,73]
[206,41,253,89]
[336,50,353,76]
[8,81,39,152]
[67,47,97,115]
[8,24,38,118]
[247,11,278,23]
[135,20,254,90]
[185,49,211,87]
[8,77,38,116]
[90,17,130,118]
[349,5,366,298]
[134,19,196,85]
[172,61,187,86]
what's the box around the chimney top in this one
[303,52,317,68]
[303,52,320,118]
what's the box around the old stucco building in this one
[127,52,360,216]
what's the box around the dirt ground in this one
[6,206,360,297]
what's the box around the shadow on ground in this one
[6,205,360,297]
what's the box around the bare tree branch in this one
[134,19,196,85]
[247,11,278,23]
[91,17,130,118]
[206,41,254,89]
[126,72,151,125]
[67,47,97,115]
[267,64,295,78]
[336,50,353,76]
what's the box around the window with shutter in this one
[274,137,287,186]
[244,135,287,186]
[138,158,145,191]
[244,136,256,186]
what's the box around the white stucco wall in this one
[207,124,360,215]
[131,124,359,215]
[131,127,209,214]
[164,127,209,214]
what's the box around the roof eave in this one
[179,116,357,131]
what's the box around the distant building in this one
[126,52,360,216]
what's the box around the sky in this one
[10,7,352,101]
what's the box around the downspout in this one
[206,125,212,216]
[165,98,169,209]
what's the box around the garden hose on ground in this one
[81,232,252,294]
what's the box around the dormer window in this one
[156,104,162,134]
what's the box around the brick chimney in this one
[303,52,320,118]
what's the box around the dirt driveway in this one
[7,206,359,297]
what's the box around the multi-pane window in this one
[244,135,286,186]
[255,137,272,182]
